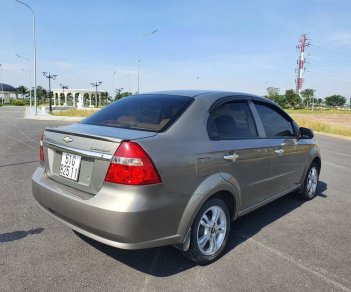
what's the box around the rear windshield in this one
[81,94,194,132]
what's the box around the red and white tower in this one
[295,34,310,95]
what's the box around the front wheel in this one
[297,162,319,200]
[182,198,230,265]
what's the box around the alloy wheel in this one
[196,206,227,255]
[307,167,318,197]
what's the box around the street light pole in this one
[15,0,37,115]
[42,72,58,113]
[91,82,102,107]
[16,53,32,113]
[137,30,158,94]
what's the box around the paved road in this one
[1,107,350,292]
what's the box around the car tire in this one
[182,197,230,265]
[297,162,319,200]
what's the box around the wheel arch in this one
[298,151,321,193]
[312,156,321,173]
[176,173,240,244]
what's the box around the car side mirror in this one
[299,127,314,139]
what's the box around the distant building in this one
[0,83,17,102]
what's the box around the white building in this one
[0,83,17,102]
[52,88,103,108]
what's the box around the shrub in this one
[13,99,26,106]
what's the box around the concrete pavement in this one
[0,106,350,292]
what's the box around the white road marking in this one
[322,149,351,158]
[0,131,36,149]
[323,161,349,170]
[1,117,38,143]
[235,231,351,292]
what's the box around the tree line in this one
[15,85,131,105]
[266,87,348,109]
[13,85,349,109]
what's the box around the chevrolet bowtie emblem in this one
[63,136,73,143]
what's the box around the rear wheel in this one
[297,162,319,200]
[182,198,230,265]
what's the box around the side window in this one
[208,101,257,139]
[254,103,295,137]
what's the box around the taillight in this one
[39,132,44,163]
[105,142,161,185]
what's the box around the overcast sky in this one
[1,0,350,99]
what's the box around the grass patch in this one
[286,109,351,115]
[51,109,99,117]
[292,116,351,137]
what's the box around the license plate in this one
[59,152,81,181]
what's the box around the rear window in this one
[81,94,194,132]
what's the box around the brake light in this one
[39,132,44,163]
[105,142,161,185]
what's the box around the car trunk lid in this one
[42,123,157,195]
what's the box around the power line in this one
[310,43,351,58]
[309,44,351,65]
[309,63,351,75]
[308,55,351,68]
[309,70,351,82]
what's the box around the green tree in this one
[324,95,346,107]
[100,91,112,105]
[17,85,28,99]
[285,89,302,109]
[266,87,280,98]
[265,87,287,108]
[116,91,132,100]
[114,88,132,101]
[37,86,48,104]
[301,88,315,108]
[29,86,48,104]
[271,95,287,108]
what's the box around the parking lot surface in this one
[1,107,350,292]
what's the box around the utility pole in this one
[295,34,310,97]
[42,72,58,113]
[91,81,102,107]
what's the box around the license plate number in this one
[59,152,81,181]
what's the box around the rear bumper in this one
[32,167,188,249]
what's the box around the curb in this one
[25,115,85,122]
[24,106,85,122]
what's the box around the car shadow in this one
[76,181,328,277]
[0,227,44,243]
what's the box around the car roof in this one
[142,90,267,100]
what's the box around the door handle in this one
[274,149,285,155]
[223,153,239,162]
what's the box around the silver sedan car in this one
[32,90,321,264]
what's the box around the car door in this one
[208,99,274,210]
[252,101,307,196]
